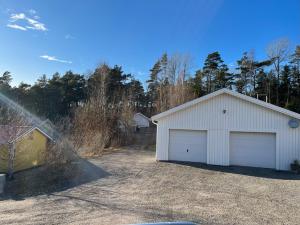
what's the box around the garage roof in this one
[151,88,300,121]
[134,113,151,121]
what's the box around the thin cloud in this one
[28,9,36,15]
[40,55,72,64]
[7,12,47,31]
[65,34,75,39]
[26,18,47,31]
[10,13,26,20]
[6,24,27,31]
[28,9,40,19]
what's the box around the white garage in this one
[169,130,207,163]
[152,88,300,171]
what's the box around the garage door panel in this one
[230,132,276,169]
[169,130,207,163]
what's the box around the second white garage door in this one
[230,132,276,169]
[169,129,207,163]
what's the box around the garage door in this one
[230,132,276,169]
[169,129,207,163]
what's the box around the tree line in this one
[147,39,300,114]
[1,38,300,123]
[0,65,145,121]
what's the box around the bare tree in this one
[167,54,194,108]
[154,53,194,112]
[167,53,192,84]
[72,74,134,156]
[266,38,290,104]
[0,102,29,179]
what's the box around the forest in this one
[0,39,300,152]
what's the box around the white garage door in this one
[230,132,276,169]
[169,129,207,163]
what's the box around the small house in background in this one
[133,113,151,128]
[0,125,53,174]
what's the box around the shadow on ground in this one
[166,161,300,180]
[1,158,110,200]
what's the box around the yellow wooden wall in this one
[0,145,9,173]
[0,129,48,173]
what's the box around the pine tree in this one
[215,64,233,89]
[236,52,252,94]
[256,69,268,101]
[147,59,161,114]
[279,65,291,107]
[0,71,12,95]
[190,70,205,97]
[203,52,225,93]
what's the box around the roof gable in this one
[12,127,54,143]
[151,88,300,121]
[0,125,53,145]
[0,126,32,144]
[134,113,150,121]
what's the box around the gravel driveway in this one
[1,146,300,225]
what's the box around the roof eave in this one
[10,126,54,144]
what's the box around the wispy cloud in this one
[28,9,40,19]
[7,11,47,31]
[10,13,26,20]
[26,17,47,31]
[65,34,75,39]
[28,9,36,15]
[6,24,27,31]
[40,55,72,64]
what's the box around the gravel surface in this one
[0,146,300,225]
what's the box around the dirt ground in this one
[1,146,300,225]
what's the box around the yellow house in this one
[0,125,53,173]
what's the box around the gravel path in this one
[0,146,300,225]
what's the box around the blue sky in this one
[0,0,299,87]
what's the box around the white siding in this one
[207,129,229,165]
[155,94,300,170]
[133,114,150,128]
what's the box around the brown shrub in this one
[71,91,134,156]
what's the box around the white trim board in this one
[9,127,54,144]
